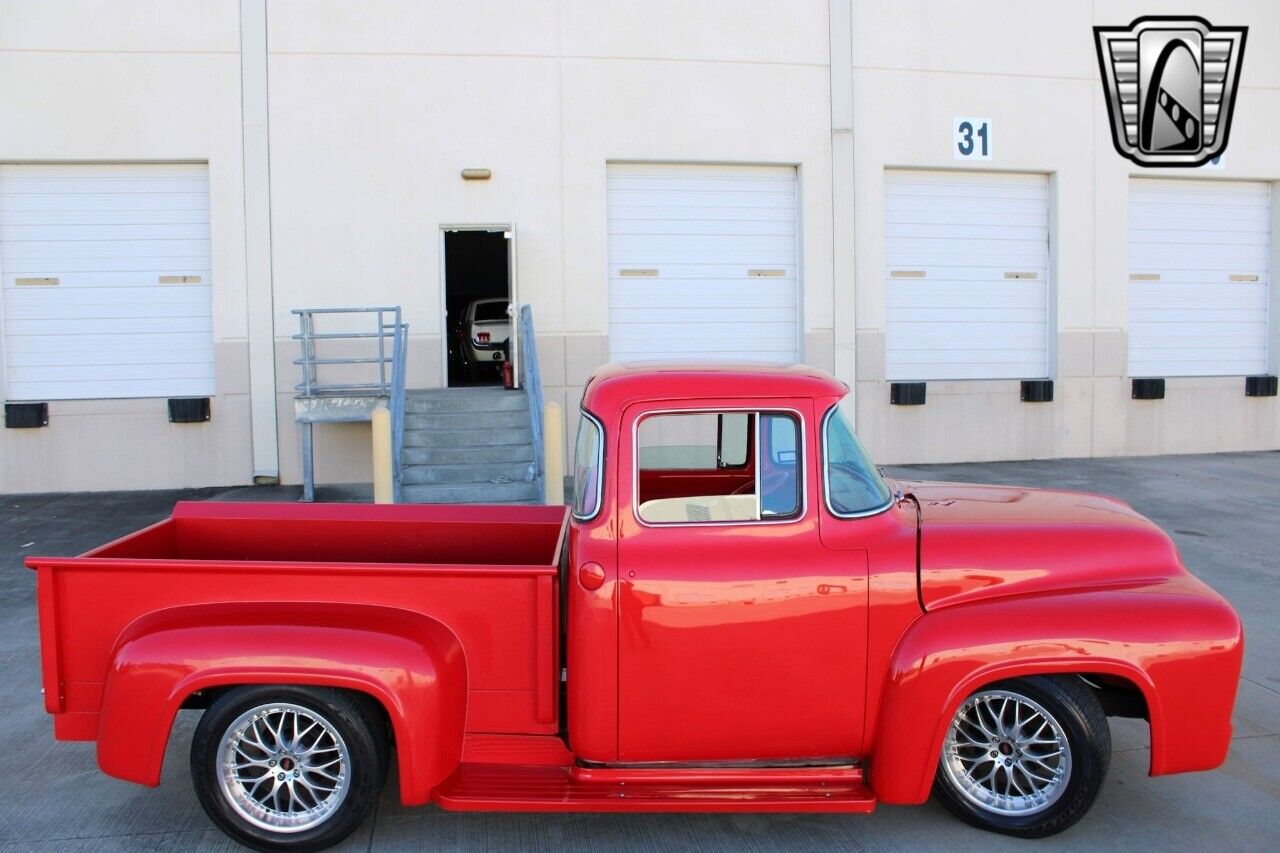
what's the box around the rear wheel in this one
[932,676,1110,838]
[191,685,388,852]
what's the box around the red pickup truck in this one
[28,364,1243,851]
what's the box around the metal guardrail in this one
[292,307,408,502]
[516,304,546,502]
[388,315,407,503]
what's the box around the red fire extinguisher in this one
[502,358,514,390]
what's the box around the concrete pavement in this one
[1,452,1276,850]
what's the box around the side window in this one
[636,411,802,524]
[636,413,750,470]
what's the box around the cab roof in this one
[580,363,847,415]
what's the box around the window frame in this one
[820,403,895,519]
[630,405,807,529]
[571,409,606,522]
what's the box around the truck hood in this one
[903,480,1188,610]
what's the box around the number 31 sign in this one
[954,117,992,160]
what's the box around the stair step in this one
[405,410,529,431]
[401,481,541,504]
[434,763,877,813]
[403,444,534,465]
[405,388,529,414]
[403,426,532,448]
[402,461,533,486]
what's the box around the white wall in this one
[847,0,1280,463]
[264,0,836,483]
[0,0,252,491]
[1,0,1277,493]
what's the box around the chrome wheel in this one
[941,688,1072,817]
[218,702,351,833]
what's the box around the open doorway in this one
[443,228,511,386]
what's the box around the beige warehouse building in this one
[1,0,1277,495]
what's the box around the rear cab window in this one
[634,409,803,524]
[572,412,604,520]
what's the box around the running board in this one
[434,763,877,813]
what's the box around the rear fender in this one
[98,602,467,806]
[868,582,1242,805]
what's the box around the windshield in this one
[473,301,508,322]
[823,404,892,516]
[572,412,604,519]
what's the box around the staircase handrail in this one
[292,306,407,502]
[516,304,546,502]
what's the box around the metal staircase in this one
[398,305,546,505]
[399,387,539,504]
[292,304,546,505]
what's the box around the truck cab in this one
[566,364,912,766]
[27,364,1243,852]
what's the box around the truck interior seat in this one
[638,494,758,523]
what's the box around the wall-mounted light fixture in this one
[460,168,491,181]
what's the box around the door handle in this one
[577,562,606,591]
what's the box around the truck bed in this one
[27,501,568,740]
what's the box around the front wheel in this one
[932,675,1111,838]
[191,685,389,852]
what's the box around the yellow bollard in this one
[371,404,393,504]
[543,402,565,505]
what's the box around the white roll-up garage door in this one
[1128,179,1270,377]
[0,163,214,401]
[606,163,800,363]
[884,170,1050,381]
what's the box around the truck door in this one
[615,400,869,762]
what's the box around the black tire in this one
[932,675,1110,838]
[190,685,389,852]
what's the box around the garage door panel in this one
[0,222,212,242]
[888,223,1047,242]
[607,219,796,237]
[1129,282,1266,307]
[1130,244,1269,267]
[886,284,1045,310]
[606,175,797,194]
[1128,179,1270,377]
[0,163,215,400]
[3,269,211,289]
[0,208,210,227]
[885,170,1050,381]
[6,331,215,362]
[884,180,1046,200]
[610,264,796,282]
[2,238,211,260]
[0,174,208,193]
[609,234,797,255]
[605,189,796,210]
[607,164,799,364]
[885,199,1048,222]
[611,286,795,311]
[606,206,796,224]
[12,315,213,337]
[1,255,212,275]
[3,285,212,320]
[0,192,210,213]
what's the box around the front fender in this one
[98,602,467,806]
[869,579,1242,805]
